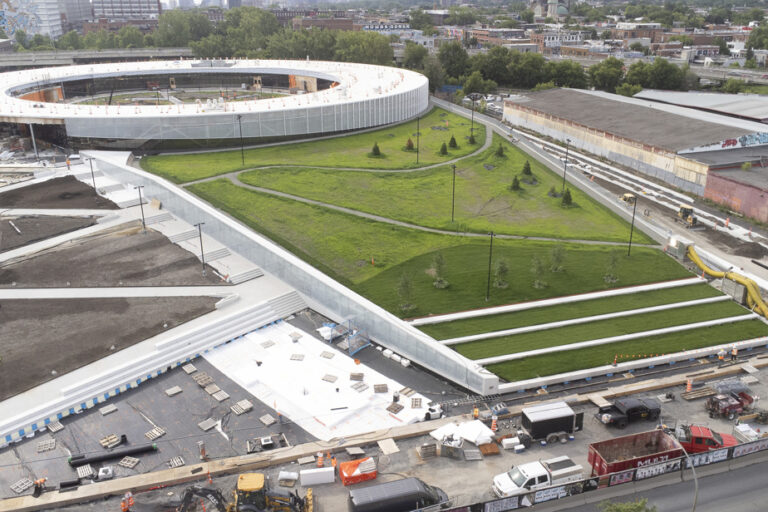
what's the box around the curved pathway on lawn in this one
[215,176,656,247]
[180,102,657,248]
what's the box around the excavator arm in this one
[176,485,229,512]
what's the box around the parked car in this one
[674,424,737,453]
[596,397,661,429]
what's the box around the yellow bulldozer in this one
[677,204,697,227]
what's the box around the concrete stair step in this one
[229,267,264,284]
[168,229,199,244]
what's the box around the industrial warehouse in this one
[503,88,768,223]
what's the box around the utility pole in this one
[416,116,420,165]
[194,222,206,275]
[236,114,245,166]
[485,231,494,301]
[86,157,97,193]
[561,138,571,196]
[451,164,456,223]
[627,195,638,256]
[134,185,146,232]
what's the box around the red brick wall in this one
[704,172,768,223]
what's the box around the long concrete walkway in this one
[474,313,758,366]
[410,276,704,326]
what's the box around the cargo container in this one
[521,401,583,443]
[588,430,684,476]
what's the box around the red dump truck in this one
[588,430,684,476]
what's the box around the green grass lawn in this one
[454,301,751,360]
[743,84,768,95]
[420,283,722,340]
[487,319,768,381]
[189,180,691,317]
[238,135,651,243]
[142,108,486,183]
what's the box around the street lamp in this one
[134,185,146,232]
[416,115,420,165]
[468,92,482,140]
[85,157,97,193]
[485,231,494,302]
[627,194,638,256]
[451,164,457,223]
[680,443,699,512]
[561,138,571,197]
[194,222,206,276]
[236,114,245,167]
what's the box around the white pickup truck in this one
[492,456,584,498]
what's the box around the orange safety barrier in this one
[339,457,377,486]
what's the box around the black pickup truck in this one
[595,397,661,429]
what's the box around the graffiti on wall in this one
[0,0,41,36]
[681,132,768,155]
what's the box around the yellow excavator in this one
[677,204,698,227]
[174,474,312,512]
[227,473,313,512]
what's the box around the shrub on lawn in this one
[371,142,381,157]
[550,244,565,272]
[440,142,448,155]
[398,272,416,313]
[509,175,521,191]
[405,137,414,151]
[468,134,476,145]
[604,251,619,283]
[493,259,509,289]
[561,188,573,206]
[449,135,458,148]
[531,256,547,289]
[496,144,505,157]
[432,252,449,289]
[548,186,560,198]
[522,160,532,175]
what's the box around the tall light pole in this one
[416,115,420,165]
[561,138,571,196]
[236,114,245,167]
[451,164,457,223]
[134,185,146,232]
[485,231,494,302]
[680,443,699,512]
[627,194,638,256]
[85,157,97,193]
[194,222,206,276]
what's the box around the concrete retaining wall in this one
[85,151,498,396]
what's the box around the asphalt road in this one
[561,460,768,512]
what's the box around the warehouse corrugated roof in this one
[505,88,756,152]
[634,90,768,123]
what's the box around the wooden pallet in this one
[681,386,716,400]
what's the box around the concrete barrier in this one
[84,151,498,396]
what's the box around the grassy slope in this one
[420,283,721,340]
[488,320,768,381]
[454,301,751,360]
[239,135,652,243]
[189,180,689,317]
[357,244,691,318]
[142,108,486,183]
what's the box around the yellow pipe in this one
[687,245,768,319]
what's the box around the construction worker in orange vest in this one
[121,492,134,512]
[717,349,726,361]
[472,406,479,419]
[731,345,738,361]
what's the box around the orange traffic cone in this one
[613,354,618,366]
[207,471,212,484]
[686,379,692,393]
[490,415,498,432]
[317,452,324,467]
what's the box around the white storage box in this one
[299,467,335,486]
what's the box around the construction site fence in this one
[428,435,768,512]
